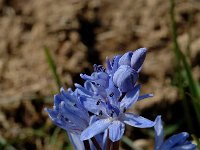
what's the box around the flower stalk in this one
[91,137,102,150]
[83,140,91,150]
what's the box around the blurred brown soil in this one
[0,0,200,149]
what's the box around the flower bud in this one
[113,65,138,92]
[131,48,147,72]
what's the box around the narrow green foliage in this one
[122,136,142,150]
[50,128,64,150]
[164,123,180,137]
[186,13,192,59]
[44,46,72,148]
[170,0,200,129]
[44,46,62,91]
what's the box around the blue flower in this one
[45,87,107,150]
[45,87,90,134]
[154,116,197,150]
[77,70,155,142]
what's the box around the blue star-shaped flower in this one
[77,70,156,142]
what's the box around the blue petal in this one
[161,132,192,150]
[96,72,109,81]
[170,144,197,150]
[67,132,85,150]
[80,73,93,80]
[81,72,109,88]
[103,129,108,150]
[75,83,94,97]
[120,84,140,110]
[138,93,153,101]
[89,115,99,125]
[106,102,120,117]
[45,108,67,130]
[45,108,58,119]
[131,48,147,72]
[122,113,155,128]
[106,57,112,74]
[154,116,164,150]
[108,121,125,142]
[53,94,62,110]
[61,102,88,129]
[106,78,120,107]
[83,81,98,93]
[93,64,105,72]
[60,87,77,103]
[111,55,121,74]
[80,96,107,116]
[80,118,112,141]
[113,65,138,92]
[118,51,133,66]
[83,80,107,96]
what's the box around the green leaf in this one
[44,46,62,91]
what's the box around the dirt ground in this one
[0,0,200,149]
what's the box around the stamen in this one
[96,83,101,87]
[123,107,126,113]
[112,59,115,66]
[99,110,103,116]
[118,92,126,102]
[130,73,135,83]
[91,81,96,85]
[96,100,101,105]
[109,92,114,97]
[110,110,115,117]
[114,84,118,88]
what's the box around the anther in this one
[109,92,114,97]
[118,92,126,102]
[110,110,115,117]
[123,107,126,113]
[96,100,101,105]
[96,83,101,87]
[99,110,103,116]
[112,59,115,66]
[91,81,96,85]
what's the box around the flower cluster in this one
[45,48,196,150]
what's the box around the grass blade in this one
[44,46,62,91]
[170,0,200,128]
